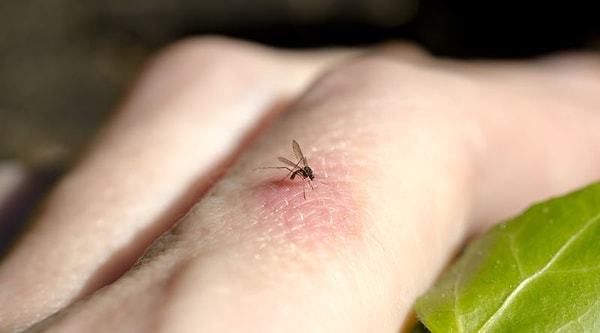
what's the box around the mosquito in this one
[263,140,315,199]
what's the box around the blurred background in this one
[0,0,598,251]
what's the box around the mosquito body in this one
[263,140,315,199]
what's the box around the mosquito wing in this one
[292,140,308,166]
[277,156,301,169]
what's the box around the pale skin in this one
[0,37,599,332]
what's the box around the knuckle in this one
[145,36,271,89]
[152,36,251,68]
[305,56,421,104]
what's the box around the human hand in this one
[1,37,599,332]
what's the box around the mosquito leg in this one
[302,181,306,199]
[280,167,295,181]
[261,166,295,180]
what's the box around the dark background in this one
[1,0,598,170]
[0,0,598,252]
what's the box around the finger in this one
[0,37,355,331]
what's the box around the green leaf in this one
[415,182,600,332]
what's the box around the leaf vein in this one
[549,263,600,274]
[477,212,600,332]
[453,267,464,332]
[555,298,599,332]
[508,234,525,278]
